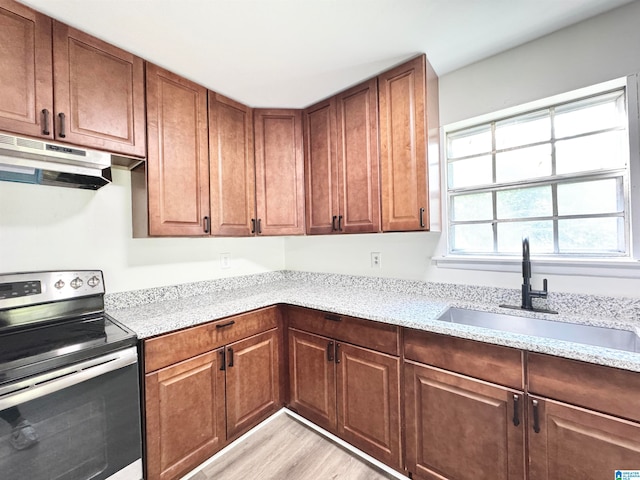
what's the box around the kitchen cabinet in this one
[527,353,640,478]
[378,54,439,232]
[254,109,305,236]
[144,63,210,237]
[404,329,525,480]
[287,306,401,469]
[304,79,380,235]
[0,1,145,156]
[208,92,255,236]
[144,307,282,480]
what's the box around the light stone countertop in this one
[105,271,640,373]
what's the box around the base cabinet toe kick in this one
[139,306,640,480]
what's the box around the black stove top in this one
[0,270,138,385]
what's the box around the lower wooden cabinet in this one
[404,361,525,480]
[528,395,640,478]
[143,308,282,480]
[288,327,402,469]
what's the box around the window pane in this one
[496,186,552,219]
[555,92,625,138]
[451,224,494,252]
[451,192,493,221]
[448,126,492,158]
[495,111,550,149]
[557,178,622,216]
[558,217,623,253]
[496,145,551,183]
[498,221,554,253]
[448,155,492,188]
[556,130,626,174]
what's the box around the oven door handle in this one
[0,347,138,410]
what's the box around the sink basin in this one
[437,307,640,353]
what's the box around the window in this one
[446,87,630,257]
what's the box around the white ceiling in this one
[20,0,636,108]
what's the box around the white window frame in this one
[434,75,640,278]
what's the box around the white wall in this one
[284,1,640,299]
[0,169,285,292]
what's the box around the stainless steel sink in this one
[437,307,640,353]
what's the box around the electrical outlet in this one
[220,253,231,269]
[371,252,382,268]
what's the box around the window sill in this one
[433,255,640,279]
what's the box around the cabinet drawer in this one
[404,329,524,389]
[144,306,280,373]
[528,353,640,423]
[285,306,399,356]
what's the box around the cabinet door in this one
[208,92,255,236]
[225,329,281,440]
[0,0,53,139]
[145,351,226,480]
[336,78,381,234]
[336,342,401,469]
[146,63,210,236]
[528,395,640,479]
[288,328,337,432]
[304,98,338,235]
[254,109,305,235]
[378,55,430,232]
[404,361,525,480]
[52,22,145,156]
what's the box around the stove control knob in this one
[88,276,100,288]
[70,277,83,289]
[54,280,65,289]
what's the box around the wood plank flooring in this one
[186,412,400,480]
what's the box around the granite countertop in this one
[106,271,640,373]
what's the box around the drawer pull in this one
[227,347,234,368]
[203,216,210,233]
[324,314,342,322]
[512,394,520,427]
[58,112,66,138]
[337,215,343,232]
[251,218,256,234]
[532,399,540,433]
[335,343,341,363]
[42,109,50,135]
[327,341,334,362]
[219,349,226,371]
[215,320,236,329]
[419,207,425,228]
[332,215,337,231]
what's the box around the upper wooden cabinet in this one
[0,1,145,156]
[145,63,210,236]
[254,109,305,236]
[208,92,255,236]
[0,0,53,139]
[304,79,380,235]
[378,55,439,232]
[52,22,146,157]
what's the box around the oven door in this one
[0,347,142,480]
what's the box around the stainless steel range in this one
[0,271,142,480]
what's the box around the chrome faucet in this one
[501,237,557,314]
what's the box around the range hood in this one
[0,133,112,190]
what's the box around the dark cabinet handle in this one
[335,343,341,364]
[327,341,334,362]
[532,399,540,433]
[215,320,235,329]
[419,207,425,228]
[219,349,226,371]
[204,216,210,233]
[58,112,66,138]
[41,109,50,135]
[251,218,256,234]
[338,215,343,232]
[332,215,337,231]
[257,218,262,234]
[227,347,234,367]
[324,313,342,322]
[512,394,520,427]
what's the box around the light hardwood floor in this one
[186,412,400,480]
